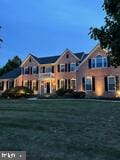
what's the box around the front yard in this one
[0,99,120,160]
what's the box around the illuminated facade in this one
[0,45,120,97]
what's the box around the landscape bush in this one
[1,86,33,98]
[56,88,86,98]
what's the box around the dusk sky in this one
[0,0,105,67]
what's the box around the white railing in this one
[39,73,55,80]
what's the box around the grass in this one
[0,99,120,160]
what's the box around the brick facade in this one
[0,45,120,97]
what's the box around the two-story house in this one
[0,44,120,97]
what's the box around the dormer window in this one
[90,55,108,68]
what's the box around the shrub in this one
[56,88,74,97]
[71,91,86,98]
[56,89,86,98]
[1,86,33,98]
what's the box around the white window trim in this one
[60,64,65,72]
[91,55,108,69]
[71,79,76,90]
[45,66,52,73]
[32,66,37,74]
[108,76,116,91]
[70,63,76,72]
[24,80,28,87]
[85,77,92,91]
[24,67,29,75]
[60,79,65,88]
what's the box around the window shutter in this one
[116,76,119,91]
[68,64,70,72]
[43,67,45,73]
[82,77,85,91]
[88,59,91,68]
[52,66,54,73]
[2,81,4,90]
[107,56,111,67]
[22,81,23,86]
[58,80,60,89]
[65,79,67,89]
[92,77,95,91]
[6,81,9,89]
[104,77,108,91]
[36,80,38,91]
[68,79,70,89]
[30,81,32,90]
[30,67,32,74]
[37,66,39,74]
[58,65,60,72]
[65,64,67,72]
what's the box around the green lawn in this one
[0,99,120,160]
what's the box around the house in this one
[0,44,120,97]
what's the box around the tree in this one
[0,56,22,76]
[89,0,120,67]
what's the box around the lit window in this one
[33,81,37,91]
[85,77,92,91]
[71,79,76,90]
[45,66,52,73]
[70,63,76,72]
[60,80,65,88]
[108,76,116,91]
[60,64,65,72]
[24,81,29,88]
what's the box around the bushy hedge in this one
[1,86,33,98]
[56,88,86,98]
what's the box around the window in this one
[60,64,65,72]
[24,81,29,88]
[71,79,76,90]
[108,76,116,91]
[24,67,29,74]
[32,66,37,74]
[91,59,95,68]
[66,54,69,59]
[91,55,108,68]
[9,80,14,89]
[33,81,37,91]
[96,55,102,67]
[45,66,52,73]
[60,79,65,88]
[70,63,76,72]
[85,77,92,91]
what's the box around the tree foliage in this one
[89,0,120,66]
[0,56,22,76]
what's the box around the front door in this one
[46,82,50,94]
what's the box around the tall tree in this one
[0,56,22,76]
[89,0,120,66]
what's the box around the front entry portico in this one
[40,79,56,95]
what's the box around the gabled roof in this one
[29,52,85,65]
[0,68,21,80]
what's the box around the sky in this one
[0,0,105,67]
